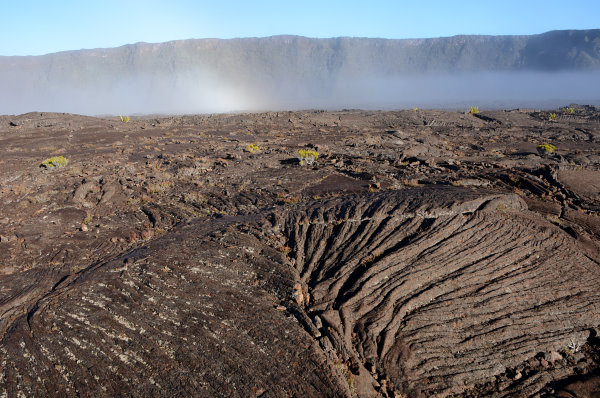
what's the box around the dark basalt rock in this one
[2,187,600,397]
[0,108,599,396]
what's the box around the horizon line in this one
[2,28,598,57]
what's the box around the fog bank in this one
[2,71,599,115]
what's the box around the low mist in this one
[2,70,599,115]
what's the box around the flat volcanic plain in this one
[0,107,599,397]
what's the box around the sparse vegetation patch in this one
[537,144,556,156]
[297,149,319,166]
[40,156,69,168]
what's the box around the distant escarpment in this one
[1,29,600,114]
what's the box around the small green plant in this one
[297,149,319,166]
[120,115,130,123]
[40,156,69,168]
[537,144,556,156]
[413,107,419,111]
[548,112,557,121]
[564,107,575,114]
[247,144,259,153]
[469,106,480,115]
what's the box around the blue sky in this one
[2,0,599,56]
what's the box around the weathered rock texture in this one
[276,188,600,396]
[0,216,350,397]
[0,107,599,396]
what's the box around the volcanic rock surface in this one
[1,106,600,397]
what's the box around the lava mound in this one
[2,186,600,397]
[276,187,600,396]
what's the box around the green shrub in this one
[564,107,575,114]
[297,149,319,166]
[469,106,479,115]
[40,156,69,168]
[548,112,557,121]
[537,144,556,156]
[247,144,259,153]
[120,115,130,123]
